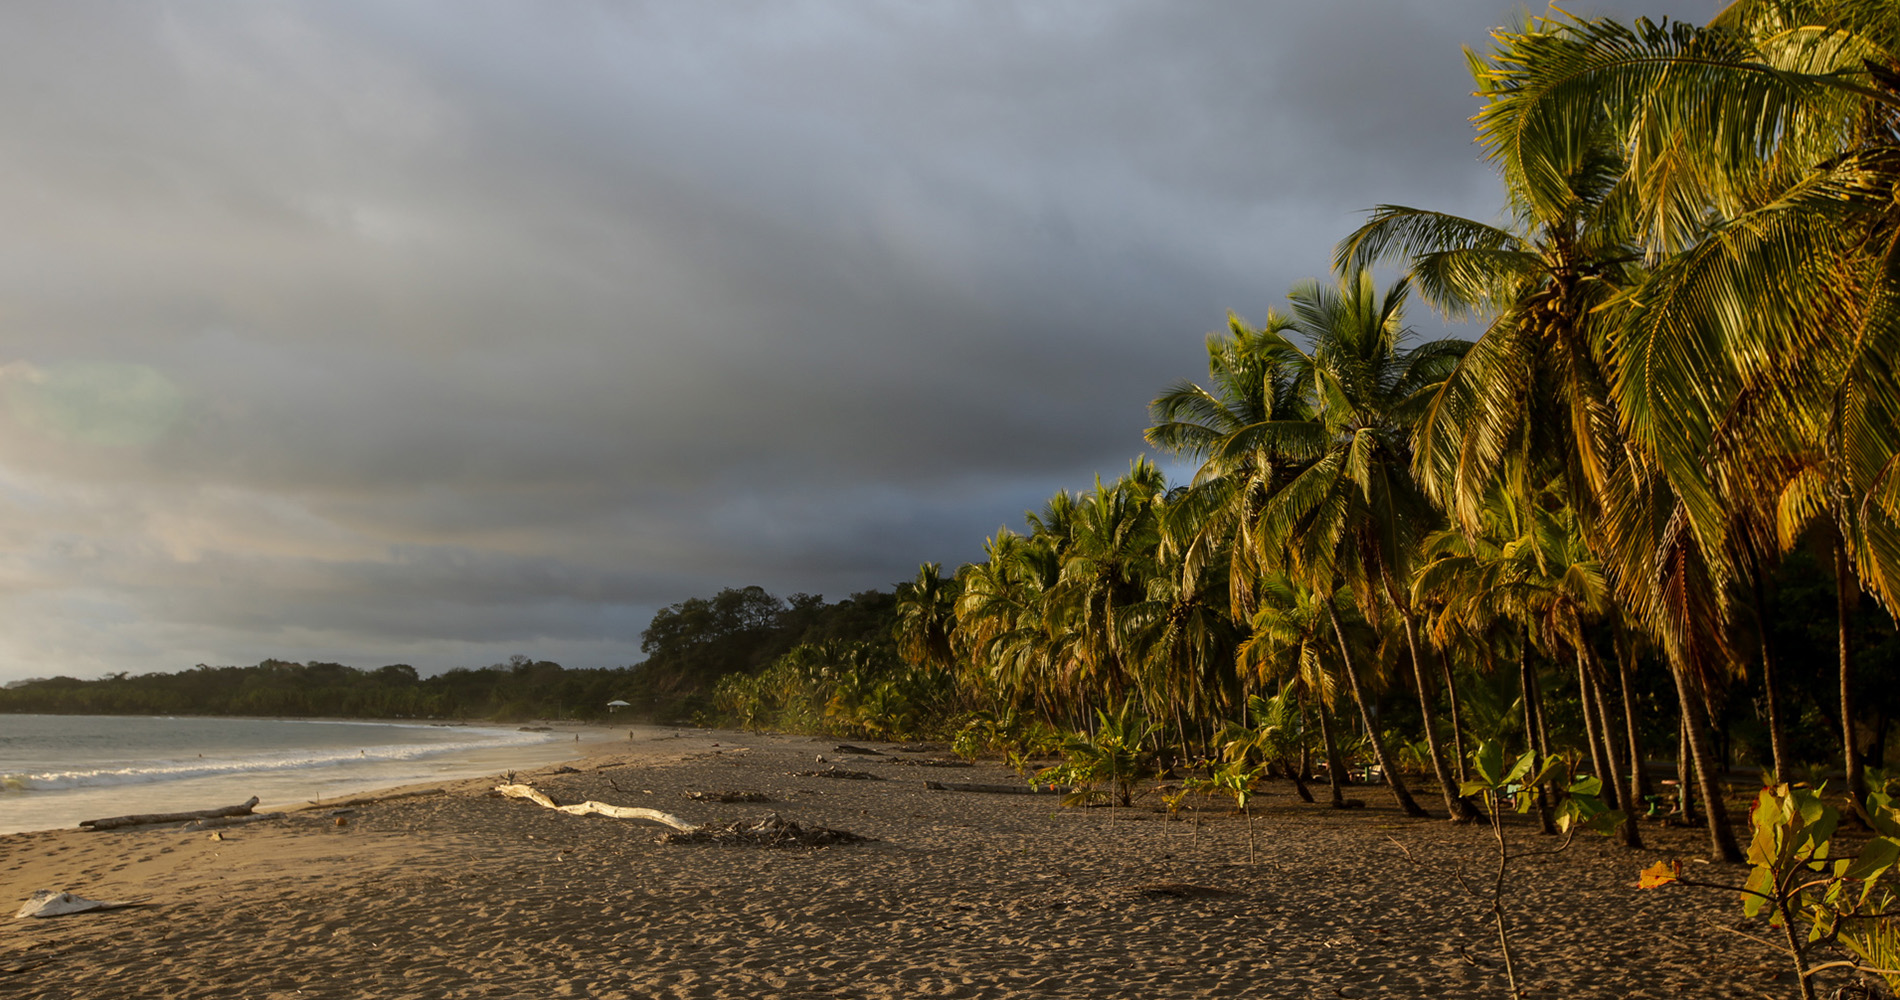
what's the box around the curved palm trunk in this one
[1836,541,1871,825]
[1315,699,1348,808]
[1614,632,1655,805]
[1751,570,1791,786]
[1669,661,1743,862]
[1675,720,1697,825]
[1582,644,1642,849]
[1298,695,1314,783]
[1438,645,1469,783]
[1327,600,1428,818]
[1574,648,1613,804]
[1518,629,1556,835]
[1400,610,1479,822]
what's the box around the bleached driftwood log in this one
[493,784,697,832]
[79,796,260,831]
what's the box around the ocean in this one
[0,714,607,834]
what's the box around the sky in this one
[0,1,1720,682]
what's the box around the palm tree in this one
[1053,466,1164,715]
[1147,312,1311,625]
[895,562,961,679]
[1245,269,1473,820]
[1237,573,1359,807]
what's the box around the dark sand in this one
[0,729,1788,998]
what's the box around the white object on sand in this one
[493,783,698,832]
[14,890,133,919]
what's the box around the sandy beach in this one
[0,729,1780,999]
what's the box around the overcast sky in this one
[0,1,1718,681]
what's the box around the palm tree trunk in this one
[1615,630,1655,805]
[1439,645,1469,783]
[1327,600,1428,818]
[1751,568,1790,785]
[1518,629,1556,835]
[1575,647,1612,800]
[1675,719,1697,825]
[1315,699,1348,808]
[1298,694,1313,782]
[1669,660,1743,862]
[1583,644,1642,848]
[1836,540,1871,824]
[1398,608,1479,821]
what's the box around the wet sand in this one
[0,729,1784,998]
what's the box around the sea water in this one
[0,714,592,834]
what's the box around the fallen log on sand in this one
[493,784,697,832]
[79,797,260,831]
[925,780,1064,795]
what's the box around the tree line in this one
[0,587,902,722]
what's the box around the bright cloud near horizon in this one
[0,1,1717,682]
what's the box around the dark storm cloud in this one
[0,1,1718,679]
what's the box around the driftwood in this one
[833,744,885,755]
[925,780,1064,795]
[494,784,697,832]
[79,797,259,831]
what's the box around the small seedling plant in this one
[1185,759,1265,862]
[1035,704,1158,808]
[1421,740,1620,1000]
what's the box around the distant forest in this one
[0,586,900,723]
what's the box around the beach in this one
[0,729,1777,999]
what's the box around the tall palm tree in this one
[1242,269,1473,820]
[1053,466,1164,713]
[1147,312,1311,624]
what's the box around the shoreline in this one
[0,729,1789,999]
[0,715,667,837]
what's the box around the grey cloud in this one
[0,1,1716,679]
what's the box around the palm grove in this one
[713,0,1900,866]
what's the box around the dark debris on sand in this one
[660,813,875,847]
[789,766,882,780]
[683,790,772,803]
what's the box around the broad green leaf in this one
[1742,866,1774,918]
[1503,750,1536,785]
[1568,776,1602,798]
[1474,741,1504,787]
[1844,837,1900,882]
